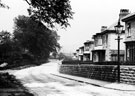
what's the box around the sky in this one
[0,0,135,53]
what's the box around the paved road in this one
[12,61,135,96]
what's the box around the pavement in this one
[51,72,135,91]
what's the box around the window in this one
[84,44,90,51]
[95,39,98,46]
[126,43,135,62]
[127,23,131,37]
[98,36,102,45]
[127,48,129,61]
[111,55,117,61]
[102,35,106,45]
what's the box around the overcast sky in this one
[0,0,135,53]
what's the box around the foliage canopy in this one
[13,15,60,63]
[25,0,73,28]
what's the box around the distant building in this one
[83,40,94,61]
[92,9,129,62]
[78,46,84,61]
[74,49,79,60]
[122,12,135,62]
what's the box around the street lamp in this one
[114,19,123,83]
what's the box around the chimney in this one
[119,9,129,19]
[101,26,107,32]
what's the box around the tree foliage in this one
[0,0,73,27]
[25,0,73,28]
[0,31,23,65]
[0,31,12,58]
[0,0,9,9]
[13,15,60,63]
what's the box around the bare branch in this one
[24,0,31,5]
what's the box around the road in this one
[11,60,135,96]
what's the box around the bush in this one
[0,72,24,88]
[0,72,34,96]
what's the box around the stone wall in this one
[120,66,135,84]
[59,65,118,82]
[60,64,135,84]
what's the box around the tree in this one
[13,15,60,63]
[0,0,9,9]
[0,31,22,65]
[0,31,13,63]
[0,0,73,27]
[25,0,73,28]
[0,31,11,44]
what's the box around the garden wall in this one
[59,65,118,82]
[120,66,135,84]
[60,64,135,84]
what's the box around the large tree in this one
[25,0,73,28]
[13,15,60,63]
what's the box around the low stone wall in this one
[59,65,118,82]
[120,66,135,85]
[60,64,135,84]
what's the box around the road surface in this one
[11,60,135,96]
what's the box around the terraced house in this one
[92,9,129,62]
[83,40,94,61]
[78,46,84,61]
[122,12,135,62]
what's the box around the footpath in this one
[51,72,135,91]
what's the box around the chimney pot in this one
[119,9,129,19]
[101,26,107,32]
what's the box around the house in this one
[92,27,106,62]
[92,26,125,62]
[92,9,129,62]
[83,40,94,61]
[122,12,135,62]
[78,46,84,61]
[73,49,79,60]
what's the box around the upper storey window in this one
[98,36,102,46]
[127,23,131,37]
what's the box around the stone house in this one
[122,12,135,62]
[83,40,94,61]
[92,25,125,62]
[92,9,129,62]
[74,49,79,60]
[78,46,84,61]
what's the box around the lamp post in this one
[114,19,123,83]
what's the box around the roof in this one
[122,12,135,22]
[76,49,79,51]
[79,46,84,49]
[84,40,94,45]
[92,19,125,38]
[104,19,125,31]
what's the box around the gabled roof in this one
[104,19,125,31]
[79,46,84,50]
[122,12,135,22]
[84,40,94,45]
[92,19,125,39]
